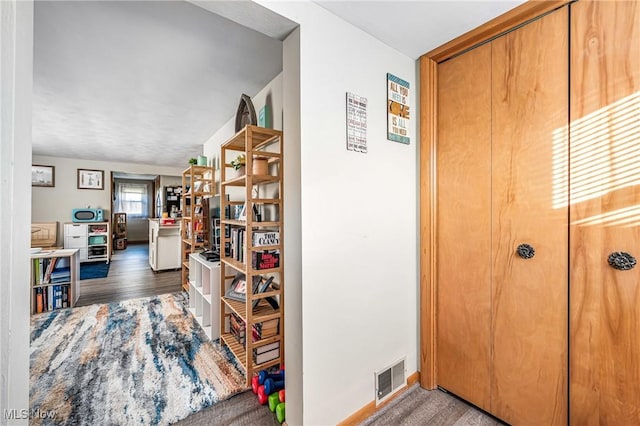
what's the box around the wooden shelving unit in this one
[181,165,215,292]
[219,125,284,385]
[113,213,127,250]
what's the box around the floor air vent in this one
[375,358,406,405]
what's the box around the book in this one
[226,274,262,302]
[43,257,58,284]
[47,286,53,311]
[237,204,247,221]
[254,341,279,355]
[252,276,276,309]
[33,259,41,286]
[55,285,62,309]
[252,250,280,270]
[256,318,279,329]
[50,266,71,283]
[229,312,247,346]
[252,231,280,247]
[252,327,278,342]
[36,288,43,313]
[251,318,279,342]
[253,347,280,365]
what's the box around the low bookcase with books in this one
[30,249,80,314]
[219,125,284,386]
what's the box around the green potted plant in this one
[188,158,197,165]
[230,154,246,177]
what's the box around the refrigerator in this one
[156,186,181,217]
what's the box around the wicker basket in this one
[252,157,268,175]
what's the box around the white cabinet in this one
[63,222,110,263]
[188,254,221,341]
[148,219,181,271]
[64,223,88,261]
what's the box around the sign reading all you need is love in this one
[387,73,411,145]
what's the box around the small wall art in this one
[77,169,104,190]
[31,165,55,187]
[387,73,411,144]
[346,92,368,153]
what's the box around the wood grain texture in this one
[76,243,181,306]
[569,1,640,424]
[424,1,571,63]
[419,56,437,390]
[436,42,492,413]
[490,8,568,425]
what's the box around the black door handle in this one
[517,244,535,259]
[608,252,636,270]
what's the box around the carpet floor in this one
[173,391,278,426]
[360,385,505,426]
[30,292,247,425]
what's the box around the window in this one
[115,182,149,218]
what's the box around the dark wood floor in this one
[75,243,181,306]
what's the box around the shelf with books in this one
[30,249,80,315]
[219,125,284,386]
[181,165,215,292]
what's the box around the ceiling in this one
[32,1,286,167]
[315,1,527,59]
[33,1,525,169]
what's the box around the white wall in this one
[160,175,182,188]
[256,2,418,424]
[281,27,303,426]
[1,1,33,423]
[31,155,182,246]
[202,72,283,179]
[202,72,283,210]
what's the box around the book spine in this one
[254,341,280,355]
[36,288,43,313]
[33,259,40,285]
[55,285,62,310]
[252,231,280,247]
[251,250,280,270]
[39,259,45,284]
[253,347,280,365]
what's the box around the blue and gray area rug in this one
[30,292,247,425]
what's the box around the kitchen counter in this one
[148,219,181,271]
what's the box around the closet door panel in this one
[491,8,568,425]
[570,1,640,424]
[436,43,492,411]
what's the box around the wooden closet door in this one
[570,1,640,424]
[491,8,568,425]
[436,43,492,411]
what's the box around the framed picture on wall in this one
[31,165,55,187]
[77,169,104,190]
